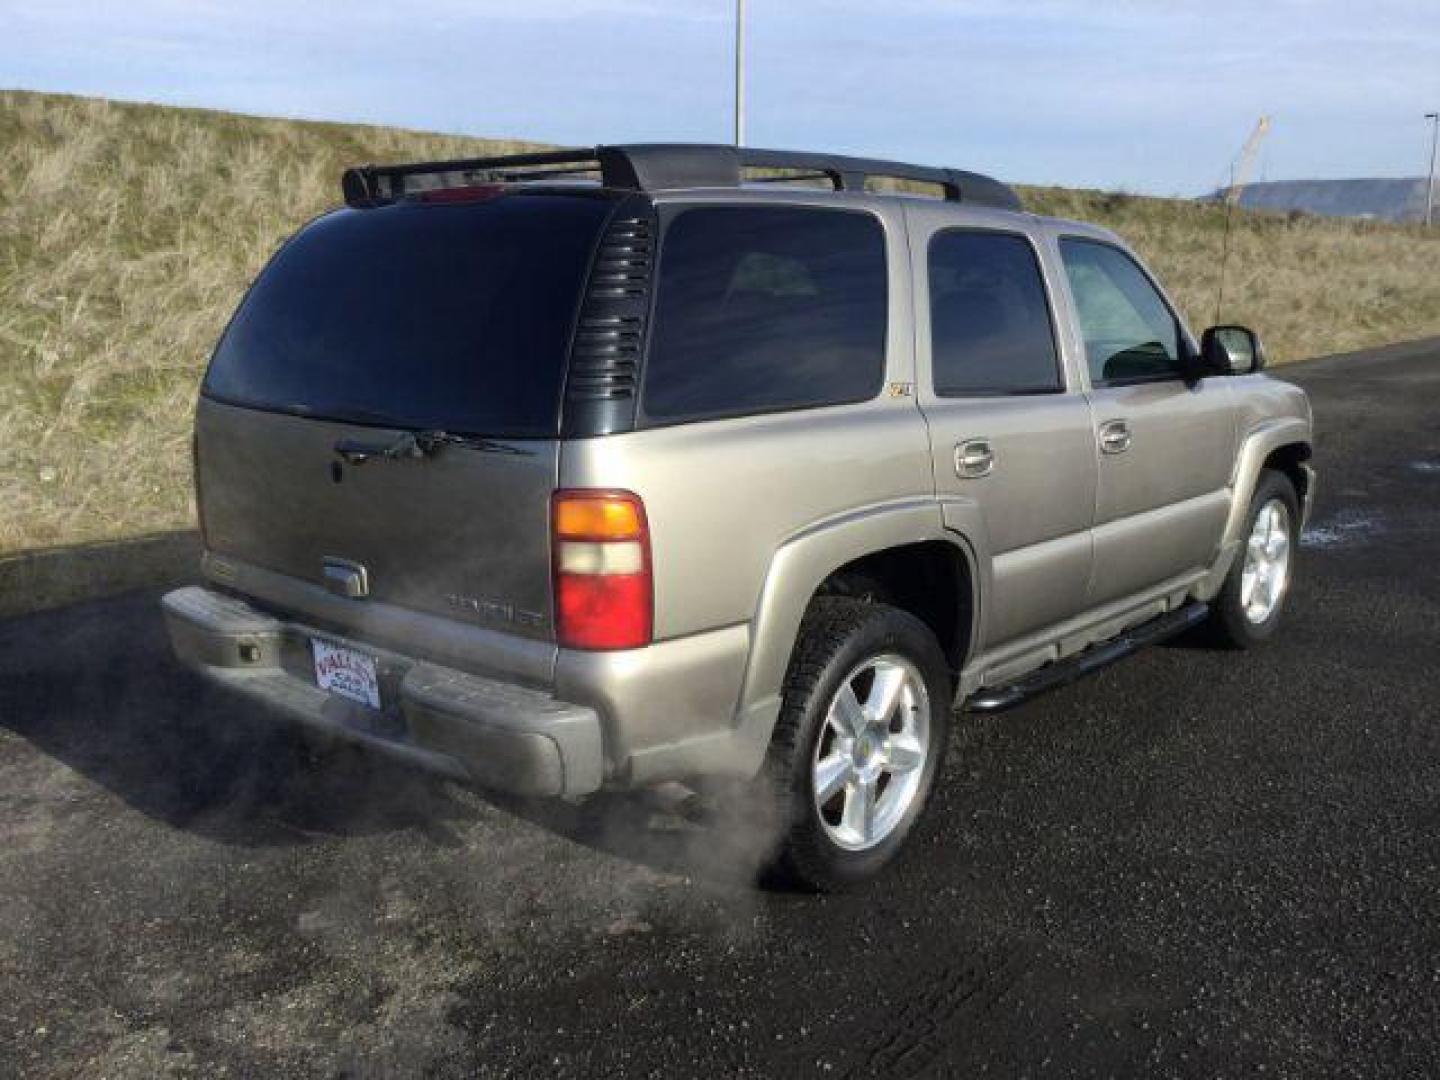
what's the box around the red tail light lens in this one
[552,490,652,650]
[417,184,507,204]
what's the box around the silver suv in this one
[163,145,1315,890]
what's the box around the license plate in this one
[311,639,381,709]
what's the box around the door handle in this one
[954,439,995,479]
[1099,420,1132,455]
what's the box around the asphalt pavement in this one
[2,339,1438,1078]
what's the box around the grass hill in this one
[2,88,1438,556]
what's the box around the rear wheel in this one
[1209,469,1299,648]
[764,598,951,891]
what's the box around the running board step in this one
[965,602,1210,714]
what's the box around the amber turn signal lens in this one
[553,493,645,540]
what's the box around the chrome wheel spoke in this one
[885,733,925,774]
[831,684,867,738]
[841,778,877,844]
[865,662,907,728]
[814,752,851,804]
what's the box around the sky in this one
[2,0,1436,196]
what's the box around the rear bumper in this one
[161,586,604,797]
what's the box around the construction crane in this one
[1224,115,1272,205]
[1215,116,1273,322]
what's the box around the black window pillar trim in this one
[559,192,659,439]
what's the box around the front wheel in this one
[1208,469,1300,648]
[764,598,952,891]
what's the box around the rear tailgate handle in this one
[334,434,422,466]
[322,557,370,599]
[954,439,995,479]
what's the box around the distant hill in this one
[1211,178,1432,222]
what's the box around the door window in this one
[1059,238,1184,385]
[928,230,1063,396]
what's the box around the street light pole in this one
[734,0,746,147]
[1425,112,1439,227]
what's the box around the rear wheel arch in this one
[815,540,976,679]
[739,509,979,726]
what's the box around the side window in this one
[927,230,1063,396]
[642,207,887,422]
[1058,238,1184,385]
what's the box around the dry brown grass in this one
[1022,185,1440,361]
[1,89,1437,556]
[0,90,540,556]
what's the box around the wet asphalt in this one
[1,339,1438,1078]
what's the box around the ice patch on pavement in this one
[1302,509,1385,549]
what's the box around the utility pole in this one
[734,0,746,146]
[1426,112,1439,227]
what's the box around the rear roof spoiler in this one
[340,144,1022,212]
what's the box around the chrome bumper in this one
[161,586,604,797]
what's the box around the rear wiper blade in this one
[333,429,533,465]
[413,430,533,456]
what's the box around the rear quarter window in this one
[641,206,888,423]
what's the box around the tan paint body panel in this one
[901,200,1098,651]
[182,185,1314,789]
[197,400,557,642]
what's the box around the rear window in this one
[641,206,887,423]
[204,193,613,437]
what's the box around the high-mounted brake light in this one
[552,490,652,651]
[416,184,507,204]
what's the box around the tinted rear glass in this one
[205,194,613,437]
[642,207,887,422]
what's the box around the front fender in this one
[1222,417,1312,549]
[1194,416,1312,601]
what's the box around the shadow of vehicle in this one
[497,781,797,893]
[0,589,481,848]
[1,588,787,889]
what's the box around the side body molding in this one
[725,498,983,776]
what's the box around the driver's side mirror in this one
[1200,325,1266,376]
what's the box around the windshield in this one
[204,193,614,437]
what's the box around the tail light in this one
[552,490,652,650]
[417,184,507,204]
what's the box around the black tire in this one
[1208,469,1300,649]
[764,597,952,892]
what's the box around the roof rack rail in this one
[341,144,1022,212]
